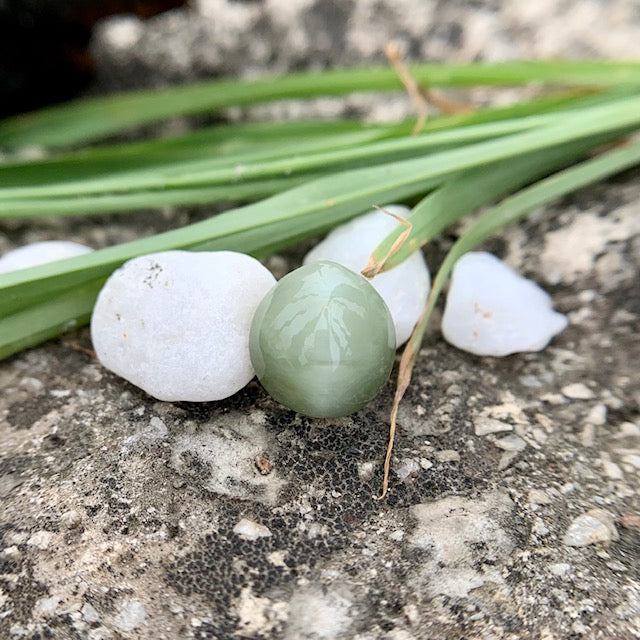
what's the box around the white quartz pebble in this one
[91,250,276,402]
[303,205,430,347]
[442,252,567,356]
[0,240,92,273]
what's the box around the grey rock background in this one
[2,1,640,639]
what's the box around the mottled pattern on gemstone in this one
[250,261,396,417]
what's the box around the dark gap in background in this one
[0,0,185,119]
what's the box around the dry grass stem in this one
[361,205,412,279]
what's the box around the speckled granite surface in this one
[1,2,640,639]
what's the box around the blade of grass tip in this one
[0,112,560,203]
[361,206,413,278]
[379,137,640,498]
[2,60,640,149]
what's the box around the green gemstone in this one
[249,261,396,417]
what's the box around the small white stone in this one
[60,510,82,530]
[0,241,92,274]
[572,620,589,635]
[474,416,513,436]
[419,458,433,471]
[580,423,596,448]
[585,404,607,425]
[81,603,101,624]
[549,562,571,577]
[563,509,619,547]
[91,251,276,402]
[561,383,595,400]
[601,458,624,480]
[494,434,527,452]
[304,205,430,346]
[233,518,272,540]
[435,450,460,463]
[621,454,640,469]
[528,489,552,505]
[532,517,550,536]
[27,530,53,550]
[532,428,548,445]
[114,599,146,632]
[497,451,519,470]
[356,461,376,481]
[34,596,62,617]
[396,458,420,480]
[441,252,567,356]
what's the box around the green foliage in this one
[1,60,639,360]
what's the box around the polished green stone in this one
[249,261,396,417]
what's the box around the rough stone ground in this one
[1,1,640,639]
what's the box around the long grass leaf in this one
[0,128,384,193]
[0,176,311,218]
[0,114,557,203]
[2,60,640,148]
[0,280,103,361]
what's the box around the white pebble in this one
[91,250,276,402]
[435,449,460,462]
[81,603,101,624]
[233,518,272,540]
[114,599,146,632]
[528,489,552,505]
[396,458,421,480]
[601,458,624,480]
[473,416,513,436]
[303,205,430,346]
[561,382,595,400]
[494,434,527,452]
[0,241,92,274]
[563,509,619,547]
[60,510,82,530]
[26,530,53,550]
[442,252,567,356]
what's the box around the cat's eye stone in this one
[249,261,396,417]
